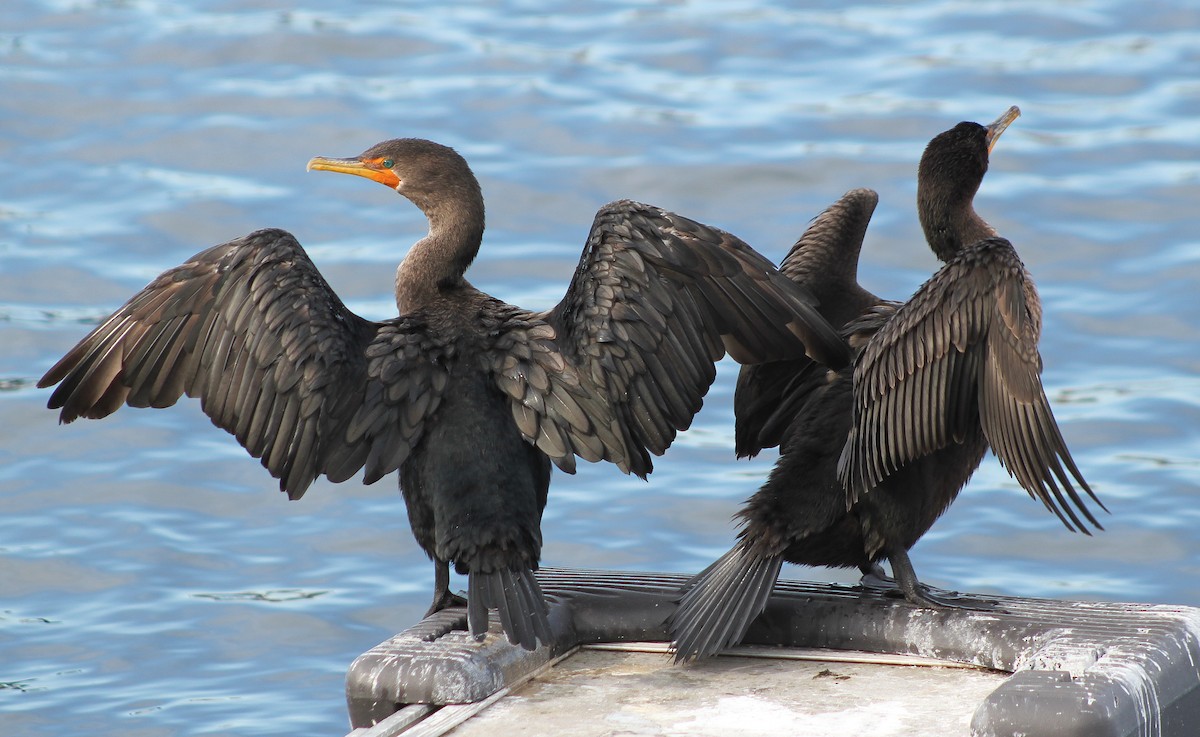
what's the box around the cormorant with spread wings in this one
[670,107,1105,662]
[39,137,849,651]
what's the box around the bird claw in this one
[902,586,1003,613]
[424,590,469,618]
[858,570,1004,613]
[858,566,896,591]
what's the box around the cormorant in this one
[38,137,849,651]
[669,107,1106,662]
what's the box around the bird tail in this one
[467,567,553,651]
[669,544,783,663]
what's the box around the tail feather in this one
[466,575,489,640]
[669,545,783,663]
[467,568,552,651]
[492,571,520,644]
[516,568,554,646]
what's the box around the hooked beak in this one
[985,106,1021,153]
[307,155,400,189]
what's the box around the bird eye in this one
[382,158,395,168]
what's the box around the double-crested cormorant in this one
[38,138,849,651]
[669,107,1106,662]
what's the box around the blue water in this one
[3,0,1199,734]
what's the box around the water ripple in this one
[4,0,1199,735]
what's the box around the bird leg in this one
[425,558,468,617]
[887,548,960,608]
[883,549,1003,612]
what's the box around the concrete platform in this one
[445,644,1007,736]
[342,568,1200,737]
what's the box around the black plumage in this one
[669,107,1106,662]
[38,137,848,651]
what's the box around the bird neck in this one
[917,190,996,263]
[395,196,485,312]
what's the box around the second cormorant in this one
[669,107,1106,662]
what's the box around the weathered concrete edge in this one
[970,606,1200,737]
[345,609,557,726]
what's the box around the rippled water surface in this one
[3,1,1199,735]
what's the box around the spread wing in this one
[492,200,848,479]
[485,304,629,476]
[735,188,880,457]
[837,236,1105,532]
[39,228,446,499]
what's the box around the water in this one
[2,0,1199,734]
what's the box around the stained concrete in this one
[444,646,1007,737]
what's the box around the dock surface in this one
[450,644,1005,737]
[343,568,1200,737]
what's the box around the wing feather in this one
[733,190,881,458]
[498,200,848,479]
[39,228,449,500]
[839,237,1103,530]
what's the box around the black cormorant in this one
[38,138,849,651]
[669,107,1105,662]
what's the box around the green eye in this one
[382,158,395,168]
